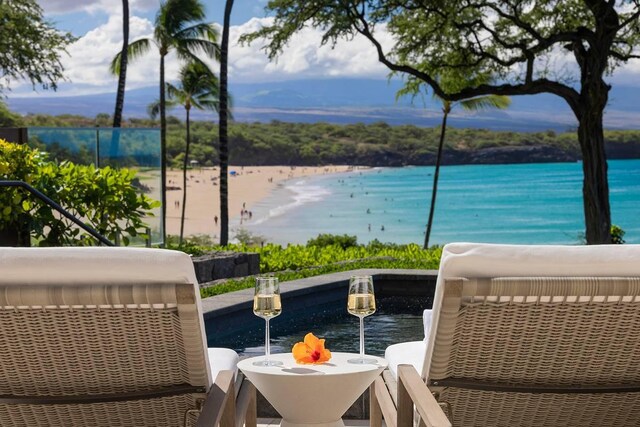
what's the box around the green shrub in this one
[307,233,358,249]
[0,139,42,224]
[175,234,443,298]
[611,225,626,244]
[0,139,159,246]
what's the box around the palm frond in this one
[148,97,179,119]
[192,96,220,112]
[147,100,161,119]
[110,52,122,75]
[112,38,153,74]
[161,0,206,34]
[175,22,219,43]
[175,37,220,61]
[166,83,188,104]
[459,95,511,111]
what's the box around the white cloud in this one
[9,13,640,98]
[611,58,640,85]
[57,14,161,94]
[227,18,392,83]
[12,16,394,96]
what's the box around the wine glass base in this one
[347,357,379,365]
[253,359,284,367]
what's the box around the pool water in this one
[213,296,428,358]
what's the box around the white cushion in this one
[0,247,198,285]
[208,347,240,381]
[423,309,432,342]
[384,341,426,380]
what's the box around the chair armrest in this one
[235,374,257,427]
[372,376,399,427]
[196,370,235,427]
[397,364,451,427]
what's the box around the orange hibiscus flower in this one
[292,333,332,364]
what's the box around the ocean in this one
[235,159,640,246]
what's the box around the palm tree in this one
[113,0,129,129]
[149,62,220,245]
[109,0,129,164]
[218,0,234,246]
[111,0,218,244]
[424,94,511,248]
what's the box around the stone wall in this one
[192,251,259,284]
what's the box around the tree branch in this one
[348,7,581,115]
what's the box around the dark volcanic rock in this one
[606,142,640,159]
[192,251,260,283]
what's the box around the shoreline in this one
[165,165,362,240]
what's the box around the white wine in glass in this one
[347,275,378,364]
[253,277,283,366]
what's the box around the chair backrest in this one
[424,243,640,427]
[0,247,212,427]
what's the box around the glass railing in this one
[27,127,163,245]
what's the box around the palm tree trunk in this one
[160,54,167,244]
[180,107,191,246]
[110,0,129,166]
[424,106,449,249]
[218,0,234,246]
[112,0,129,128]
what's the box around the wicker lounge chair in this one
[372,243,640,427]
[0,247,256,427]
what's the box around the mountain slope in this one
[7,78,640,131]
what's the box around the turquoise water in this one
[237,160,640,245]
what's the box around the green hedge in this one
[167,237,442,298]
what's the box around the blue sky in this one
[9,1,640,99]
[47,0,264,35]
[11,0,392,97]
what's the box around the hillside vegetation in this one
[18,112,640,167]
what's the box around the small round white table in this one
[238,352,387,427]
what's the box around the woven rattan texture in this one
[445,302,640,386]
[0,394,200,427]
[429,277,640,426]
[440,388,640,427]
[0,308,189,396]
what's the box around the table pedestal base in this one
[280,420,344,427]
[238,353,387,427]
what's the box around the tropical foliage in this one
[111,0,219,242]
[0,0,75,93]
[243,1,640,244]
[165,233,441,297]
[151,61,220,245]
[0,139,158,246]
[193,239,442,297]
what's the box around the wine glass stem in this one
[359,316,365,358]
[265,317,271,362]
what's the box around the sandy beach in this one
[165,165,355,239]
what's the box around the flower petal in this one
[303,333,320,348]
[293,333,332,364]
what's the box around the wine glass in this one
[253,276,283,366]
[347,275,377,364]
